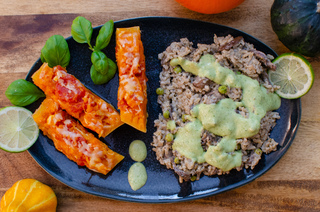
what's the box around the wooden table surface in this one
[1,0,320,211]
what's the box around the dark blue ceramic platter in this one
[26,17,301,203]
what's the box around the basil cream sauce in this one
[128,140,147,190]
[128,162,147,191]
[129,140,147,162]
[170,54,281,171]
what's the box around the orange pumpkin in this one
[174,0,245,14]
[116,26,148,133]
[33,98,124,175]
[0,179,57,212]
[32,63,123,138]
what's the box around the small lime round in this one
[268,53,314,99]
[0,107,39,152]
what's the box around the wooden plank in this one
[0,0,181,16]
[0,0,320,210]
[0,73,27,107]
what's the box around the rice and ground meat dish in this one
[152,35,281,183]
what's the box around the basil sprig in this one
[94,20,114,51]
[71,16,116,84]
[71,16,93,50]
[90,58,117,85]
[41,35,70,68]
[5,79,45,106]
[91,51,109,75]
[6,33,70,106]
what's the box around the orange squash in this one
[116,26,148,133]
[0,179,57,212]
[174,0,245,14]
[32,63,123,137]
[33,98,124,175]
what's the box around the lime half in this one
[268,53,314,99]
[0,107,39,152]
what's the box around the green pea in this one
[218,85,228,94]
[163,110,170,119]
[182,114,187,122]
[173,66,182,73]
[174,157,180,164]
[156,87,164,95]
[165,133,174,142]
[190,176,197,181]
[254,148,262,155]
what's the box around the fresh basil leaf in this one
[5,79,45,106]
[91,51,109,75]
[106,57,117,78]
[71,16,93,48]
[40,52,46,63]
[41,35,70,68]
[90,58,117,85]
[90,65,109,85]
[94,20,114,51]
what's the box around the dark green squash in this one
[271,0,320,57]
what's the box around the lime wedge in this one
[0,107,39,152]
[268,53,314,99]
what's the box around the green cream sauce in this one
[128,162,147,191]
[170,54,281,172]
[204,137,242,171]
[167,120,176,131]
[174,119,205,163]
[129,140,147,162]
[128,140,148,191]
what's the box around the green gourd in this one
[271,0,320,57]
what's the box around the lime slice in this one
[268,53,314,99]
[0,107,39,152]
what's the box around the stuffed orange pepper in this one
[32,63,123,137]
[116,26,148,133]
[33,98,124,175]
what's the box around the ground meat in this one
[153,35,280,182]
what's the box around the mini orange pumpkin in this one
[0,179,57,212]
[175,0,245,14]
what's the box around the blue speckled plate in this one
[26,17,301,203]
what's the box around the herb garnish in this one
[5,79,45,106]
[71,16,116,84]
[40,35,70,68]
